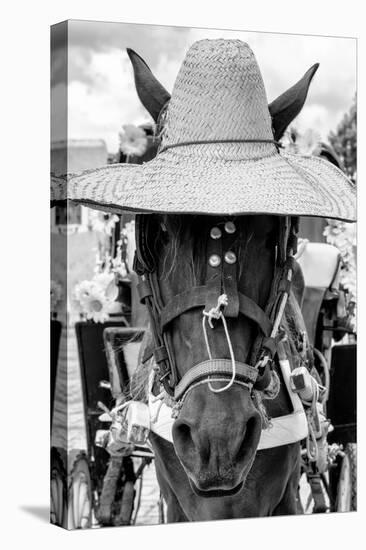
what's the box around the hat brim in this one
[52,149,356,222]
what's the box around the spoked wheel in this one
[50,448,67,527]
[68,453,93,529]
[336,443,357,512]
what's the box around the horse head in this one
[129,47,318,496]
[135,212,300,495]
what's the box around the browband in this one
[137,282,273,337]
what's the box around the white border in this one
[1,1,364,548]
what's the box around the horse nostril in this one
[236,414,261,463]
[174,421,193,448]
[173,419,203,463]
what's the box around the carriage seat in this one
[297,242,341,347]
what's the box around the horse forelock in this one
[154,214,272,288]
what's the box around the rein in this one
[134,214,299,407]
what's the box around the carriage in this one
[51,318,165,528]
[51,38,356,525]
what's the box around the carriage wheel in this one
[68,453,93,529]
[50,449,67,526]
[336,443,357,512]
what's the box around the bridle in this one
[133,214,298,404]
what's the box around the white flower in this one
[122,220,136,272]
[51,280,63,311]
[88,210,120,236]
[73,273,119,323]
[282,128,321,157]
[104,215,120,236]
[93,272,113,289]
[74,280,109,323]
[93,272,119,301]
[111,255,128,278]
[119,124,148,157]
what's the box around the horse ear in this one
[268,64,319,141]
[127,48,171,122]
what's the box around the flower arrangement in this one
[119,124,148,159]
[72,218,135,323]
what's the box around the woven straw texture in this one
[55,39,356,222]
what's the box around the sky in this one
[51,20,356,153]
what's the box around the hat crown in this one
[163,39,274,148]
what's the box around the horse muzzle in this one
[189,477,244,498]
[172,383,262,495]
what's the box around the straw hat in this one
[58,39,356,222]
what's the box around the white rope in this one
[202,294,237,393]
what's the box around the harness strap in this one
[249,223,296,368]
[153,345,169,364]
[238,293,273,336]
[205,234,222,311]
[222,229,240,317]
[137,279,153,302]
[174,359,258,400]
[307,473,328,513]
[158,288,272,336]
[135,215,156,273]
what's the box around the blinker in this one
[209,254,221,267]
[210,226,222,240]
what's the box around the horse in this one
[133,214,311,521]
[124,46,321,522]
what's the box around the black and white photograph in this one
[49,19,357,530]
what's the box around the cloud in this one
[188,28,356,137]
[52,20,192,88]
[60,22,356,151]
[67,48,152,151]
